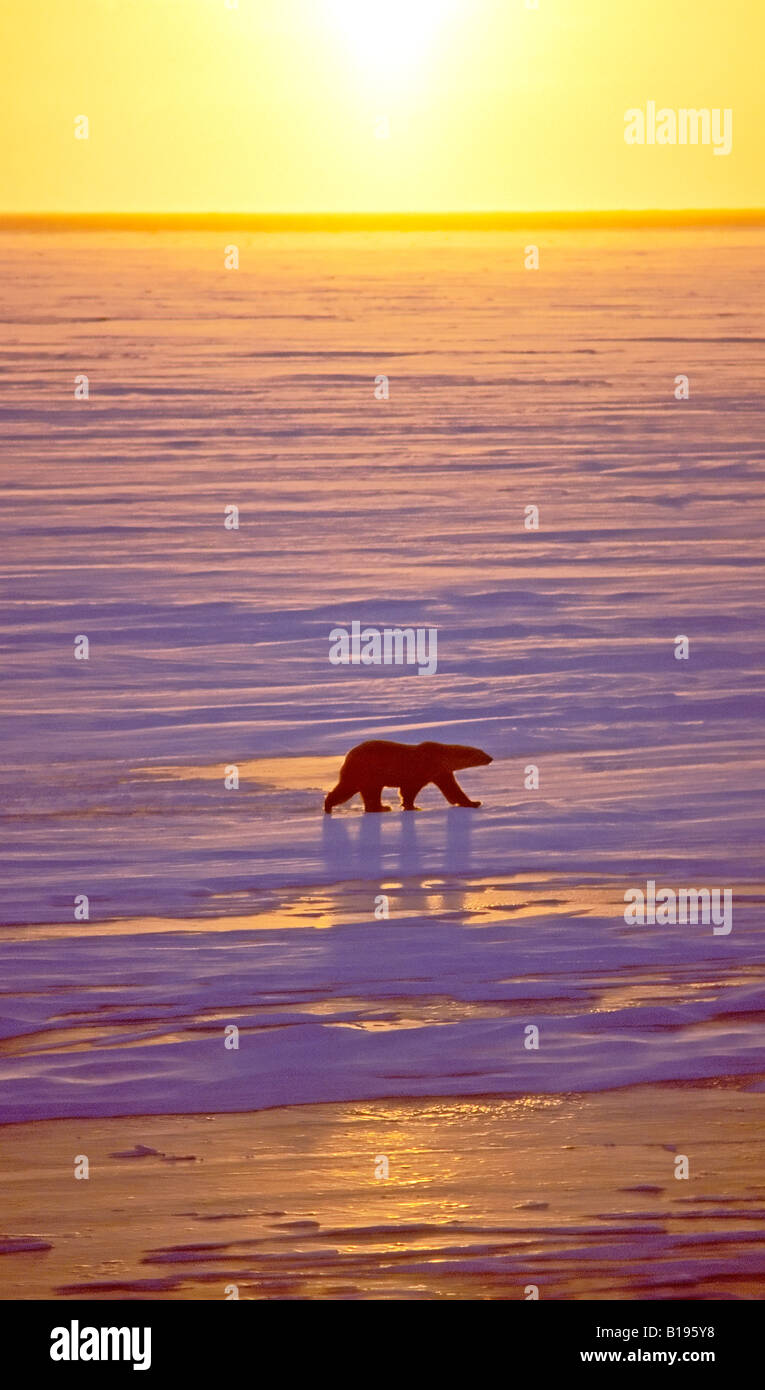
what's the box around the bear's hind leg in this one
[400,779,425,811]
[324,779,356,813]
[360,783,391,813]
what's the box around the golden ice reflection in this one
[3,1087,764,1299]
[135,755,336,791]
[4,875,615,941]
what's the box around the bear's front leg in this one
[433,771,481,808]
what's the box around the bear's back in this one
[343,739,410,774]
[342,739,449,782]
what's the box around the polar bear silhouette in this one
[324,739,493,813]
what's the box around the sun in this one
[325,0,457,76]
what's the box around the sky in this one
[0,0,763,213]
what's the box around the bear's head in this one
[427,742,493,770]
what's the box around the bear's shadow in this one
[320,803,474,878]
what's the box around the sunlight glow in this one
[325,0,456,75]
[1,0,761,213]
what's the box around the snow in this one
[0,226,763,1121]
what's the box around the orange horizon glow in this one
[0,0,763,215]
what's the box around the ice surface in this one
[0,228,763,1120]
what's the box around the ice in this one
[0,227,763,1121]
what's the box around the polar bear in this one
[324,739,492,813]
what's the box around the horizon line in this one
[1,208,763,232]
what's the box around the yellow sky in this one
[1,0,762,212]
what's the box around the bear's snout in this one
[453,746,493,769]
